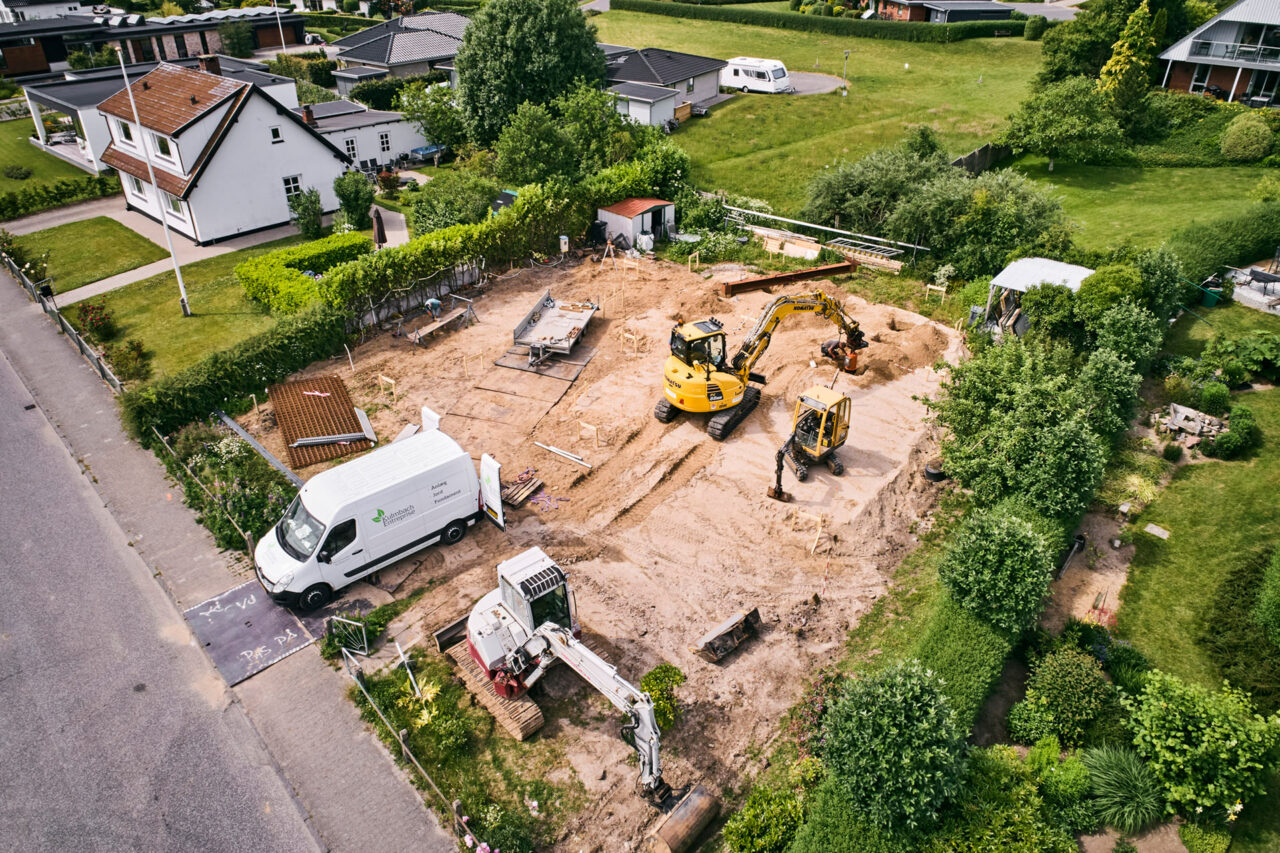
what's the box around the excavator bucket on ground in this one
[642,785,720,853]
[689,608,762,663]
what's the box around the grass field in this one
[593,10,1043,212]
[1012,156,1274,252]
[15,217,166,293]
[1162,300,1280,360]
[0,118,92,195]
[72,235,303,378]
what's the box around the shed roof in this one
[98,63,244,135]
[600,197,673,219]
[990,257,1095,293]
[608,81,678,102]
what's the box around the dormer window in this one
[118,119,133,143]
[154,134,172,158]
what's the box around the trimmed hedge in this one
[303,12,376,30]
[911,594,1013,731]
[119,304,348,440]
[0,173,120,220]
[610,0,1026,42]
[234,231,374,313]
[1168,201,1280,281]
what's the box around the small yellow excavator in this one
[767,386,852,501]
[654,292,867,441]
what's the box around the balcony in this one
[1189,38,1280,66]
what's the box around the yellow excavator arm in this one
[728,291,867,380]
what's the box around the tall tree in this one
[493,102,579,185]
[1002,76,1126,171]
[397,82,467,151]
[455,0,606,145]
[1039,0,1187,84]
[1097,0,1157,130]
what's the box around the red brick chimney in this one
[197,54,221,77]
[302,104,315,126]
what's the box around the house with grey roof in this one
[608,80,679,129]
[605,46,726,111]
[1159,0,1280,106]
[876,0,1012,22]
[291,99,427,174]
[331,12,468,80]
[0,0,84,25]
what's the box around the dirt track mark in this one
[611,440,718,528]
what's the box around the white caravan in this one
[721,57,793,94]
[255,409,504,611]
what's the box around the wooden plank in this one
[406,306,468,344]
[445,643,544,740]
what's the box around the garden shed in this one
[597,197,675,249]
[979,257,1095,336]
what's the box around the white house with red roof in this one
[97,58,350,244]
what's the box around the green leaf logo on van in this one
[372,509,385,523]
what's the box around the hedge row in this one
[119,304,348,439]
[1168,200,1280,281]
[911,594,1013,730]
[611,0,1026,41]
[0,174,120,221]
[302,12,376,30]
[235,232,374,313]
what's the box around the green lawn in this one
[0,117,91,195]
[72,235,303,378]
[1012,156,1274,252]
[15,216,167,293]
[594,9,1043,212]
[1162,300,1280,361]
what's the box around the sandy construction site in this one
[238,256,964,849]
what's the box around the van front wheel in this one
[297,584,332,613]
[442,521,467,545]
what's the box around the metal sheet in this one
[183,581,314,686]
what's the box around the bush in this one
[723,785,802,853]
[1255,551,1280,653]
[1024,14,1047,39]
[472,802,534,853]
[1026,736,1099,833]
[333,170,375,230]
[910,595,1013,730]
[77,299,117,342]
[1179,822,1233,853]
[640,663,686,731]
[610,0,1025,40]
[234,231,374,313]
[296,80,339,104]
[1220,113,1274,162]
[786,781,905,853]
[407,170,499,235]
[938,505,1055,633]
[288,187,324,240]
[1168,201,1280,281]
[119,304,348,439]
[784,667,844,758]
[1082,746,1165,835]
[1009,647,1113,746]
[1125,670,1280,817]
[822,660,966,832]
[0,174,120,220]
[1204,404,1261,459]
[1198,381,1230,416]
[1161,442,1183,462]
[350,72,447,110]
[2,164,31,180]
[103,338,151,382]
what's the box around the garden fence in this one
[350,259,485,335]
[338,647,490,849]
[951,143,1012,176]
[2,251,123,393]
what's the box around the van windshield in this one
[772,67,787,79]
[278,495,325,561]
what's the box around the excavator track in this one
[445,642,544,741]
[707,386,761,441]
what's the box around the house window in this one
[153,134,172,158]
[128,174,143,195]
[118,120,133,143]
[282,175,302,200]
[1191,63,1210,92]
[155,36,166,60]
[164,191,182,215]
[344,138,357,158]
[175,36,188,58]
[686,78,695,94]
[199,30,209,53]
[270,126,283,143]
[379,132,390,153]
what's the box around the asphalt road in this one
[0,350,320,853]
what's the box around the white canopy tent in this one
[981,257,1095,335]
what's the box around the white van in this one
[721,57,793,94]
[254,411,505,611]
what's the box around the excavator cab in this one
[793,387,850,460]
[669,319,728,371]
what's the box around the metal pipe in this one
[721,204,928,251]
[535,442,591,468]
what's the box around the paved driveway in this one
[790,71,846,95]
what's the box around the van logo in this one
[373,505,416,527]
[372,509,385,523]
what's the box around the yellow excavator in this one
[654,291,867,440]
[767,386,852,501]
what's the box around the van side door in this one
[316,519,363,583]
[479,454,505,530]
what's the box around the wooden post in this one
[579,420,604,448]
[688,250,701,273]
[378,374,397,401]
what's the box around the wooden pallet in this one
[501,476,543,507]
[445,642,544,740]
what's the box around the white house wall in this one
[118,171,198,241]
[1,0,83,21]
[186,94,345,241]
[320,117,425,168]
[76,106,114,171]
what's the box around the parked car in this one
[721,57,793,94]
[91,4,109,12]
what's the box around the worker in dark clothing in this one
[821,339,854,372]
[425,297,443,320]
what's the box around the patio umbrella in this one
[373,208,386,248]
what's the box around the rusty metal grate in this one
[270,375,370,468]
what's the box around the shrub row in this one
[910,595,1013,730]
[0,173,120,220]
[119,304,348,439]
[611,0,1026,41]
[302,12,374,30]
[1168,200,1280,281]
[234,231,374,313]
